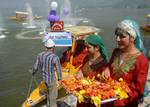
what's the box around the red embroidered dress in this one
[81,54,107,78]
[77,55,107,107]
[109,48,149,107]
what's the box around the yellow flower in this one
[81,79,90,85]
[119,78,123,82]
[115,88,128,99]
[76,93,84,103]
[79,90,86,94]
[91,96,101,107]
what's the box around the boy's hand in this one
[32,72,36,76]
[28,69,35,76]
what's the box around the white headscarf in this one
[117,20,136,38]
[116,19,147,56]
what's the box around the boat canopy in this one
[15,11,28,15]
[64,26,101,39]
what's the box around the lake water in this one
[0,0,150,106]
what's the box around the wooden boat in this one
[22,81,47,107]
[141,25,150,32]
[21,26,101,107]
[9,11,42,21]
[141,14,150,32]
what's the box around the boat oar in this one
[26,69,38,99]
[26,75,34,99]
[28,69,38,85]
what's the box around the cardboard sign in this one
[44,32,72,47]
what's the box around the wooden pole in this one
[70,35,76,65]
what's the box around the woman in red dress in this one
[103,19,149,107]
[77,34,109,79]
[77,34,109,107]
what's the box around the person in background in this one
[103,19,149,107]
[72,40,88,67]
[60,39,88,67]
[32,38,62,107]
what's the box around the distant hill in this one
[113,0,150,8]
[71,0,150,9]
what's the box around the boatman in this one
[32,38,62,107]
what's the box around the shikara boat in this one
[141,14,150,32]
[9,11,42,22]
[21,26,101,107]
